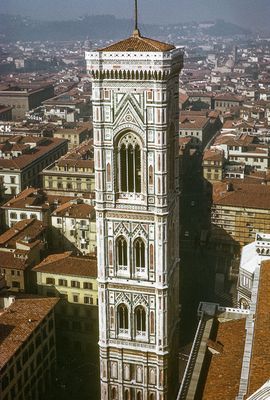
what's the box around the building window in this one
[118,304,129,334]
[73,295,79,303]
[20,213,27,219]
[108,239,113,265]
[58,279,67,286]
[137,391,142,400]
[116,236,128,270]
[107,162,111,182]
[124,389,130,400]
[150,311,155,334]
[10,212,17,219]
[111,387,117,400]
[119,136,141,193]
[149,165,154,185]
[71,281,80,288]
[83,282,93,289]
[149,244,154,270]
[12,281,20,289]
[134,238,145,271]
[46,277,55,285]
[84,296,93,304]
[147,91,153,101]
[135,306,146,337]
[30,213,37,219]
[57,218,61,224]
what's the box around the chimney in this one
[226,182,234,192]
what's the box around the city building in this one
[0,136,68,196]
[42,93,90,123]
[0,105,12,121]
[0,218,46,292]
[202,148,225,182]
[179,111,221,149]
[237,232,270,308]
[50,199,96,255]
[177,259,270,400]
[214,93,244,114]
[52,122,92,150]
[0,295,59,400]
[211,181,270,249]
[86,22,183,399]
[1,187,51,228]
[33,252,99,393]
[213,132,270,171]
[41,140,94,199]
[0,84,54,120]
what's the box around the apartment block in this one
[0,296,58,400]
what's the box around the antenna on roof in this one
[133,0,141,37]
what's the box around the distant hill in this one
[204,19,250,36]
[0,14,160,42]
[0,14,251,42]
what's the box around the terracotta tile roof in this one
[179,115,209,130]
[215,93,243,102]
[52,202,94,219]
[0,297,58,369]
[0,251,28,270]
[213,132,257,147]
[0,138,67,170]
[33,252,97,278]
[213,181,270,209]
[99,34,175,52]
[0,219,45,248]
[203,148,224,162]
[53,122,92,136]
[2,187,50,210]
[202,318,246,400]
[56,158,94,169]
[246,260,270,398]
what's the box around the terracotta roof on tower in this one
[99,34,175,52]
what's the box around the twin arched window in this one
[117,304,146,337]
[116,236,146,274]
[119,135,141,193]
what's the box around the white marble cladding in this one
[85,48,183,71]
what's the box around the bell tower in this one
[86,6,183,398]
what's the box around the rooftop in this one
[0,219,45,249]
[52,201,95,219]
[0,297,58,369]
[99,32,175,53]
[213,181,270,210]
[246,260,270,397]
[33,252,97,278]
[201,318,246,399]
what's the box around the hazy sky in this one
[1,0,269,28]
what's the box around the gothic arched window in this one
[135,306,146,336]
[116,236,128,269]
[118,304,129,333]
[119,135,141,193]
[124,389,130,400]
[111,387,116,400]
[149,165,154,185]
[137,391,142,400]
[134,238,145,271]
[107,162,111,182]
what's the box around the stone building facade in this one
[86,29,183,400]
